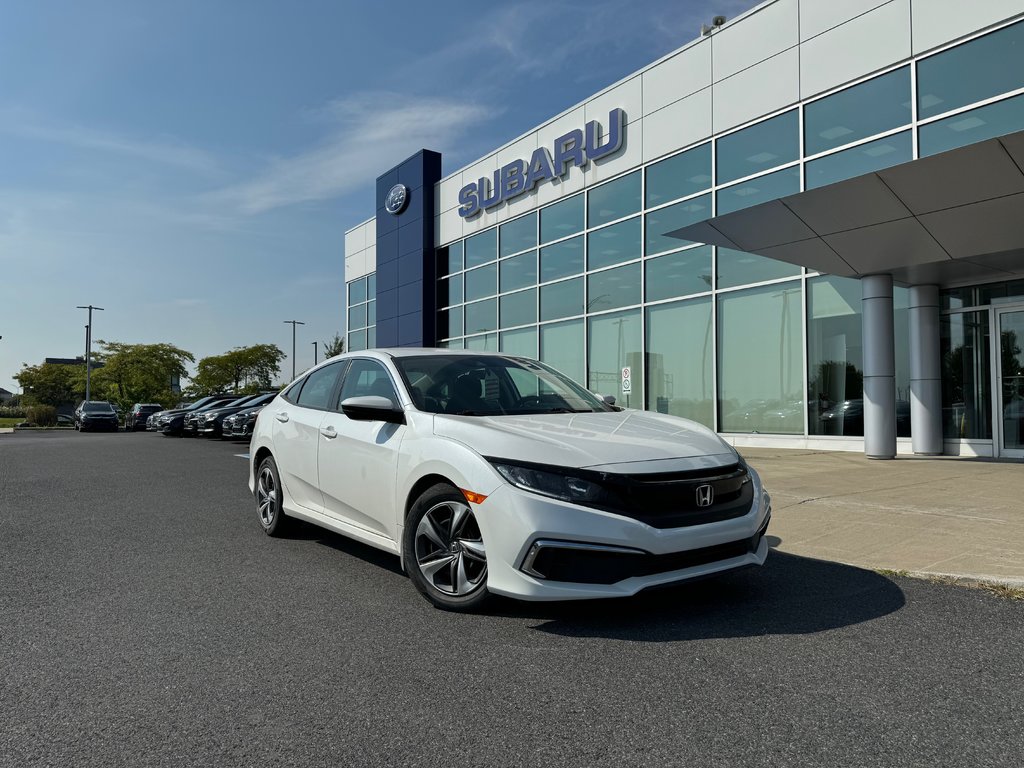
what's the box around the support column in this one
[909,284,942,455]
[862,275,896,459]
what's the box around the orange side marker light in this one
[461,489,488,505]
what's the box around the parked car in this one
[74,401,119,432]
[819,398,912,437]
[125,403,163,432]
[153,395,235,437]
[197,393,276,438]
[222,404,268,440]
[250,350,771,612]
[182,395,259,437]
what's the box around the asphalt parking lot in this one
[1,431,1022,767]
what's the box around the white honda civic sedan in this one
[249,349,771,611]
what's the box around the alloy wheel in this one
[414,500,487,596]
[256,466,277,527]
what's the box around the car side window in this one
[337,359,399,407]
[295,362,343,410]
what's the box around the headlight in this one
[490,460,614,506]
[204,414,218,422]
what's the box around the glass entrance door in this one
[996,308,1024,457]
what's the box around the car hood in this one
[433,410,737,473]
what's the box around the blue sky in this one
[0,0,756,394]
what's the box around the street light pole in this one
[283,320,305,380]
[312,341,318,366]
[76,305,105,402]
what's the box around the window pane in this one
[499,213,537,257]
[464,298,496,334]
[366,326,376,348]
[348,303,367,330]
[646,143,712,207]
[465,228,497,268]
[465,333,497,351]
[439,241,463,276]
[540,319,585,385]
[500,288,537,328]
[718,282,803,433]
[540,236,584,282]
[717,109,799,184]
[588,263,640,312]
[645,194,711,255]
[540,277,583,321]
[587,217,641,270]
[716,166,799,215]
[646,246,713,302]
[439,306,463,339]
[894,286,912,438]
[588,170,641,227]
[717,247,800,289]
[919,93,1024,157]
[940,311,992,440]
[367,300,376,325]
[500,250,537,292]
[349,277,366,305]
[367,273,376,297]
[806,131,912,189]
[646,297,713,427]
[540,194,584,244]
[348,330,366,352]
[918,20,1024,120]
[807,276,864,436]
[464,263,497,301]
[588,309,643,407]
[438,275,462,307]
[296,361,343,409]
[805,67,911,155]
[500,326,538,358]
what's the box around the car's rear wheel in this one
[404,484,490,612]
[255,455,293,537]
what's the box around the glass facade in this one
[346,273,376,351]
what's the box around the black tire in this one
[255,455,293,537]
[403,483,490,612]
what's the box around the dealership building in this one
[344,0,1024,459]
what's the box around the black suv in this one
[126,403,163,431]
[74,401,119,432]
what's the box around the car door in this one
[317,358,406,541]
[271,361,345,512]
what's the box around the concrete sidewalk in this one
[743,448,1024,586]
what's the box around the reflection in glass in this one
[588,310,643,408]
[367,273,376,298]
[540,278,584,321]
[805,131,912,189]
[349,277,367,305]
[645,194,711,255]
[439,241,463,276]
[717,247,800,289]
[540,319,585,385]
[718,282,803,434]
[500,250,538,292]
[919,94,1024,157]
[646,143,712,207]
[588,217,641,270]
[541,236,584,282]
[588,263,640,312]
[999,310,1024,450]
[464,263,497,301]
[540,194,584,244]
[646,297,713,427]
[499,213,537,257]
[588,171,641,227]
[940,311,991,440]
[367,300,376,325]
[464,298,497,334]
[438,274,463,307]
[807,276,864,436]
[894,286,912,437]
[805,67,911,155]
[348,303,367,330]
[646,246,713,302]
[918,20,1024,119]
[716,166,799,215]
[438,306,463,339]
[717,109,799,184]
[500,326,538,358]
[465,333,498,351]
[500,288,537,328]
[465,228,497,268]
[367,326,376,348]
[348,329,367,352]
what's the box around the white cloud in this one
[209,92,492,215]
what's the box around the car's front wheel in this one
[403,484,490,612]
[255,455,293,537]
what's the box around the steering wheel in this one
[513,395,546,409]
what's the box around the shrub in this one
[0,405,27,418]
[26,405,57,427]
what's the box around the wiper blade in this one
[543,407,592,413]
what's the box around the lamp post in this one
[76,305,104,401]
[312,341,318,366]
[283,320,305,380]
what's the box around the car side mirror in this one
[340,395,406,424]
[595,393,616,405]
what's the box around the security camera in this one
[713,15,727,26]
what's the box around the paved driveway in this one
[1,432,1021,767]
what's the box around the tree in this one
[323,333,346,358]
[189,344,285,396]
[15,363,85,407]
[92,341,194,410]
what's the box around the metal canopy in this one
[669,129,1024,287]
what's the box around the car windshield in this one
[394,354,615,416]
[83,402,113,413]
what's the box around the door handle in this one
[275,411,289,423]
[320,425,337,439]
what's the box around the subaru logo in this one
[695,484,714,508]
[384,183,409,215]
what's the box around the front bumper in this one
[472,469,771,601]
